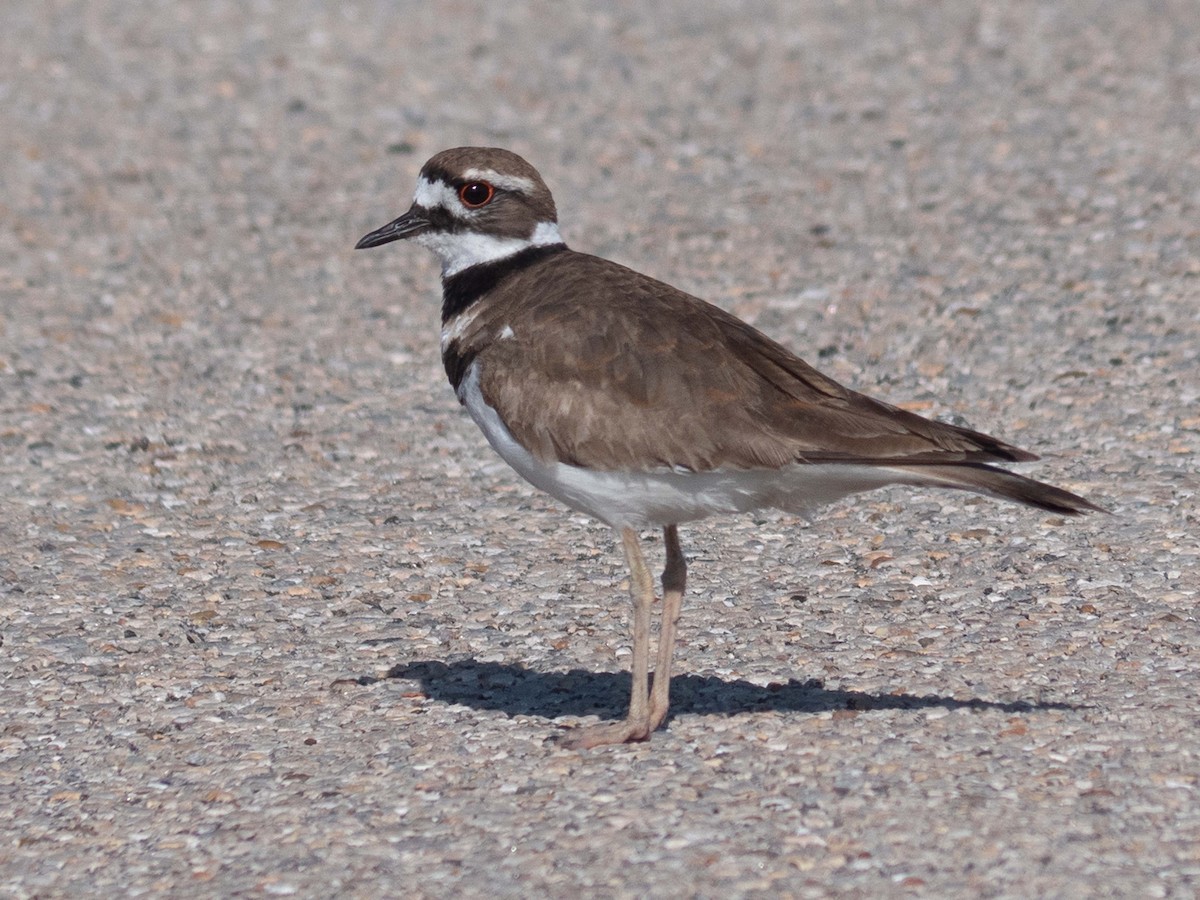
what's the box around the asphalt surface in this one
[2,2,1197,897]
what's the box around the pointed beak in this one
[354,207,430,249]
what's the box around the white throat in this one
[415,221,563,277]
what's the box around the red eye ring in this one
[459,181,495,208]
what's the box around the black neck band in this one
[441,243,567,322]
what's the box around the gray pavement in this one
[2,1,1197,896]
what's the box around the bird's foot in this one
[552,717,655,750]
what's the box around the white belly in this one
[457,362,904,529]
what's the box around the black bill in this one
[354,207,430,249]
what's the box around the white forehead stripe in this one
[461,168,536,194]
[413,175,460,211]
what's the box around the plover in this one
[355,147,1100,748]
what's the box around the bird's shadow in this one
[365,658,1084,723]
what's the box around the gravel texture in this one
[2,1,1197,897]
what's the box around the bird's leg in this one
[622,525,654,731]
[648,524,685,731]
[558,526,656,749]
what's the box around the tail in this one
[883,463,1105,515]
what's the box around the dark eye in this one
[459,181,494,208]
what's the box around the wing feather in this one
[464,251,1035,473]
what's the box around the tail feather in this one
[884,463,1105,515]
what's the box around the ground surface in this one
[2,1,1197,897]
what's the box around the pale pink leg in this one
[648,524,685,731]
[558,526,657,749]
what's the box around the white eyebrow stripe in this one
[462,168,536,194]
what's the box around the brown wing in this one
[471,251,1036,473]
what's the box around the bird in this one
[354,146,1101,749]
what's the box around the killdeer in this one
[355,147,1101,749]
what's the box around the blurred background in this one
[2,2,1197,896]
